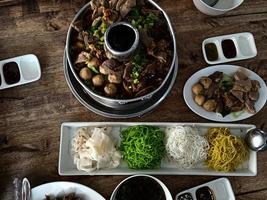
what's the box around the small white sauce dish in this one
[202,32,257,65]
[176,178,235,200]
[0,54,41,90]
[193,0,244,16]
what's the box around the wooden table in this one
[0,0,267,199]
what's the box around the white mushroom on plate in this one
[194,95,205,106]
[203,99,217,112]
[200,77,212,89]
[192,83,203,95]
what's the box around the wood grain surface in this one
[0,0,20,7]
[0,0,267,199]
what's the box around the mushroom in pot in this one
[79,67,92,80]
[108,74,122,84]
[87,57,101,67]
[104,83,117,96]
[100,59,124,83]
[92,74,105,86]
[75,52,101,74]
[99,59,121,75]
[73,41,85,51]
[86,57,101,73]
[75,51,91,64]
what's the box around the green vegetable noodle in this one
[120,125,165,169]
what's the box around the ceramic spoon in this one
[22,178,31,200]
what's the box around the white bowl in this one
[193,0,244,16]
[110,174,173,200]
[31,181,105,200]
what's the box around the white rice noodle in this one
[165,126,209,169]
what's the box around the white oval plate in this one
[183,65,267,122]
[31,181,105,200]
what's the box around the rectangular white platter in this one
[59,122,257,176]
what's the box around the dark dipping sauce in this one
[114,176,166,200]
[196,186,215,200]
[177,193,194,200]
[3,62,20,84]
[222,39,237,59]
[205,43,218,61]
[108,24,135,52]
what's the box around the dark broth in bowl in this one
[107,24,136,52]
[114,176,166,200]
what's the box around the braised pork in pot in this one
[70,0,173,99]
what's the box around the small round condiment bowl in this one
[104,22,139,62]
[245,128,267,152]
[192,0,244,16]
[110,174,172,200]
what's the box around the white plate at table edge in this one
[31,181,105,200]
[58,122,257,176]
[183,65,267,122]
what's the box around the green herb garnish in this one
[120,125,165,169]
[131,53,146,83]
[88,21,108,42]
[144,13,158,28]
[129,7,158,30]
[100,22,108,34]
[86,61,99,74]
[130,7,141,20]
[219,74,233,91]
[88,25,98,35]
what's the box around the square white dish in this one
[176,178,235,200]
[59,122,257,176]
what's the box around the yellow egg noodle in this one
[206,127,248,172]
